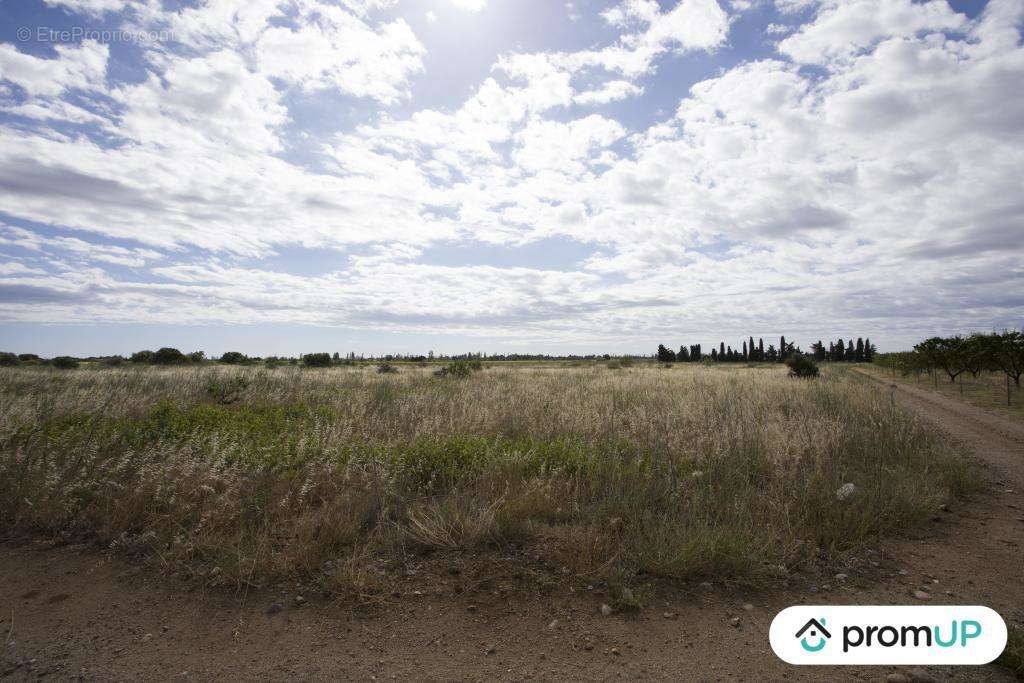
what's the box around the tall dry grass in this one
[0,363,975,595]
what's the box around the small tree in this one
[51,356,79,369]
[152,347,187,365]
[302,353,332,368]
[915,336,968,383]
[656,344,676,363]
[990,330,1024,387]
[130,350,154,364]
[785,354,819,378]
[220,351,248,365]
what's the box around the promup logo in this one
[795,618,831,653]
[770,606,1006,665]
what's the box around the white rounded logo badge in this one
[770,605,1007,665]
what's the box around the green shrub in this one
[434,360,481,378]
[204,375,250,404]
[377,363,399,374]
[220,351,248,365]
[51,356,79,370]
[0,352,19,367]
[785,354,820,378]
[130,350,154,364]
[152,347,187,365]
[302,353,332,368]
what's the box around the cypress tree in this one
[864,338,874,362]
[678,346,689,362]
[742,341,748,361]
[780,335,787,362]
[758,338,765,361]
[711,348,718,362]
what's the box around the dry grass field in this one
[0,363,976,601]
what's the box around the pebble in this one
[886,674,910,683]
[611,647,621,656]
[908,668,937,683]
[547,620,558,630]
[600,604,613,616]
[485,645,497,656]
[466,605,478,613]
[295,595,306,605]
[834,573,848,582]
[912,590,931,601]
[836,482,857,501]
[699,582,713,592]
[583,643,594,652]
[730,617,741,628]
[742,603,754,611]
[663,611,678,620]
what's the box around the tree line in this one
[0,347,647,369]
[874,331,1023,386]
[656,336,876,364]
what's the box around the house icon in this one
[795,618,831,653]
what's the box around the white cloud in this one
[0,40,108,97]
[513,115,626,174]
[114,49,287,153]
[575,80,645,106]
[256,6,424,104]
[42,0,133,14]
[778,0,966,64]
[568,0,730,77]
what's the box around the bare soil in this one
[2,370,1023,681]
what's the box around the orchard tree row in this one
[874,331,1024,386]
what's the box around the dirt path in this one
[2,373,1023,681]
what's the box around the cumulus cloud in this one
[575,80,645,105]
[778,0,966,64]
[0,40,108,97]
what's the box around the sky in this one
[0,0,1021,357]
